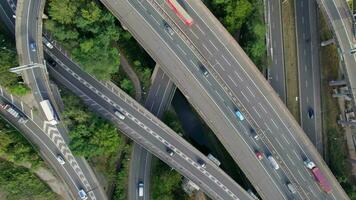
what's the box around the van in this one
[267,156,279,170]
[114,109,125,120]
[287,183,297,194]
[138,182,144,197]
[43,37,54,49]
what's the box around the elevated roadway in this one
[101,0,349,199]
[0,87,106,200]
[129,67,176,200]
[316,0,356,111]
[44,41,253,200]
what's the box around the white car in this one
[78,189,88,200]
[56,155,65,165]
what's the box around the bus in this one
[166,0,193,26]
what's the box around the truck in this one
[166,0,193,26]
[208,153,221,166]
[39,100,58,125]
[304,159,332,193]
[2,104,28,124]
[267,155,279,170]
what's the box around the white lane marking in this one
[281,133,290,145]
[202,43,213,56]
[176,44,187,55]
[240,90,249,102]
[189,59,198,69]
[228,75,238,87]
[221,54,231,66]
[286,153,295,165]
[189,29,199,39]
[195,23,205,35]
[259,102,268,113]
[215,61,225,71]
[209,39,219,51]
[234,71,243,82]
[252,106,261,118]
[246,86,255,97]
[270,118,279,129]
[275,137,284,149]
[298,170,306,181]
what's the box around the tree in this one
[120,78,134,94]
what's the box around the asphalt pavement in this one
[267,0,286,103]
[294,0,323,154]
[44,40,253,200]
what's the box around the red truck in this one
[166,0,193,26]
[304,159,332,193]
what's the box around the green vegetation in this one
[46,0,121,80]
[0,159,57,200]
[151,158,188,200]
[0,117,41,166]
[162,110,184,134]
[319,12,356,198]
[112,144,132,200]
[206,0,267,68]
[0,31,30,96]
[46,0,154,93]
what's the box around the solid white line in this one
[252,106,261,118]
[202,43,213,56]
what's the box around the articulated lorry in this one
[39,100,58,125]
[304,159,332,193]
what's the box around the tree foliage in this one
[46,0,121,80]
[151,160,188,200]
[0,160,56,200]
[0,118,41,165]
[61,90,123,158]
[0,31,30,95]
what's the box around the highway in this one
[102,0,293,199]
[295,0,323,153]
[266,0,286,102]
[1,1,108,199]
[129,67,176,200]
[44,41,253,200]
[0,87,105,200]
[102,0,349,199]
[15,0,52,102]
[316,0,356,110]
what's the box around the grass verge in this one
[318,10,356,199]
[281,0,300,121]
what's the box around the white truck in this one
[267,155,279,170]
[39,100,58,125]
[208,153,221,166]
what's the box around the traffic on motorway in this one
[0,0,351,199]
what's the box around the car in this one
[30,42,36,52]
[235,109,245,121]
[43,37,53,49]
[197,158,206,168]
[249,127,259,140]
[114,109,125,120]
[47,58,56,67]
[164,22,174,35]
[255,151,263,160]
[56,155,65,165]
[78,189,88,200]
[166,147,174,156]
[287,182,297,194]
[138,182,144,197]
[199,64,209,76]
[308,108,314,119]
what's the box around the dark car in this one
[166,147,174,156]
[308,108,314,119]
[30,42,36,52]
[199,64,209,76]
[197,158,206,168]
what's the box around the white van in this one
[114,110,125,120]
[138,182,144,197]
[267,156,279,170]
[287,183,297,194]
